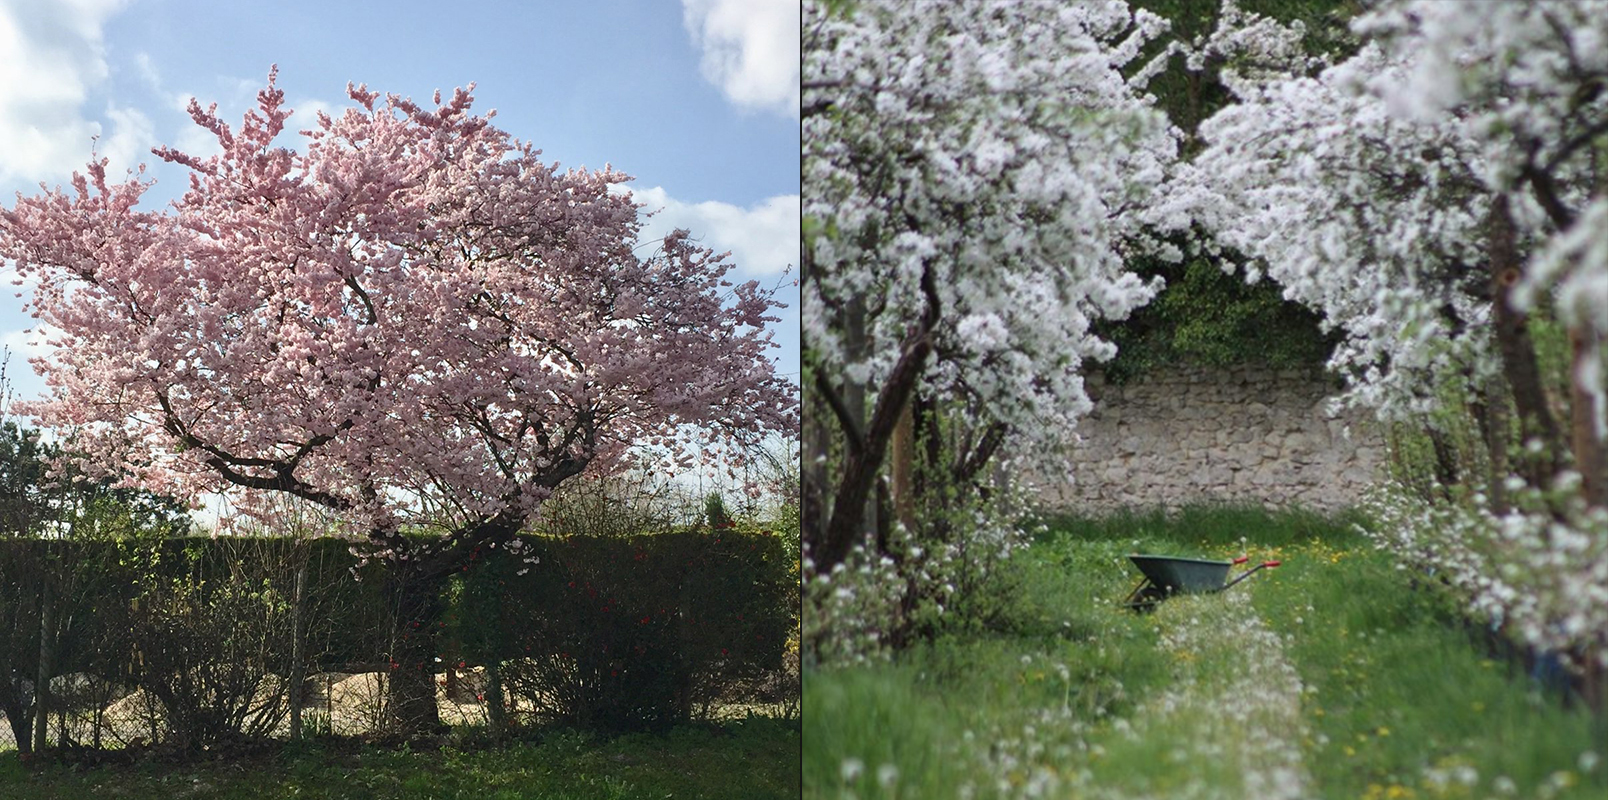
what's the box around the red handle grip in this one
[1232,556,1250,565]
[1263,560,1281,568]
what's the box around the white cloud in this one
[0,0,131,184]
[0,325,50,362]
[624,185,799,278]
[681,0,799,117]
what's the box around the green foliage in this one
[1097,254,1338,383]
[449,527,793,733]
[704,493,734,531]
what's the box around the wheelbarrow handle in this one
[1232,556,1250,565]
[1222,559,1284,590]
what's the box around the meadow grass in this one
[805,504,1608,799]
[0,718,799,800]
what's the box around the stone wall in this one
[1037,365,1385,511]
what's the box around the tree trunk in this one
[287,555,308,741]
[32,577,52,753]
[0,688,31,756]
[387,568,446,735]
[1473,378,1511,513]
[1489,195,1567,486]
[484,659,507,731]
[890,399,917,535]
[1567,326,1607,509]
[815,335,929,571]
[812,259,941,573]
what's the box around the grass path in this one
[806,507,1608,799]
[1096,592,1311,800]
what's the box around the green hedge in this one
[0,526,792,746]
[448,528,793,730]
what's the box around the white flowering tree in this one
[1171,0,1608,687]
[802,0,1177,582]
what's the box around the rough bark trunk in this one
[387,568,446,735]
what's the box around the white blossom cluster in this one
[1170,0,1606,429]
[1164,7,1496,421]
[1355,0,1608,436]
[803,0,1178,458]
[1363,481,1608,669]
[803,488,1028,665]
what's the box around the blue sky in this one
[0,0,800,407]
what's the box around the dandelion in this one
[841,758,864,784]
[876,764,900,789]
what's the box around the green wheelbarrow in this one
[1121,554,1281,610]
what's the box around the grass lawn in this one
[805,506,1608,799]
[0,717,799,800]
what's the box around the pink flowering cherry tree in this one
[0,70,797,730]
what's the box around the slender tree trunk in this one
[32,577,52,753]
[288,555,308,741]
[1567,326,1607,509]
[816,332,931,571]
[484,660,507,731]
[1473,379,1511,513]
[890,399,917,534]
[1489,195,1567,486]
[815,262,942,572]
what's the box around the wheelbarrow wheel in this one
[1123,582,1169,612]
